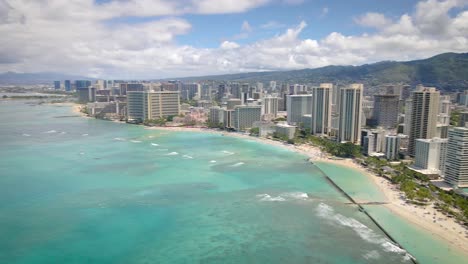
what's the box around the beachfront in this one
[145,125,468,255]
[71,104,468,255]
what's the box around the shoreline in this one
[65,101,467,256]
[146,125,468,255]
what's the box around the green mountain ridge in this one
[175,53,468,91]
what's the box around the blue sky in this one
[0,0,467,78]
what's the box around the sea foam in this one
[166,152,179,156]
[151,143,159,146]
[316,203,410,259]
[230,162,244,167]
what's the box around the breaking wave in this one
[130,140,141,143]
[316,203,410,258]
[151,143,159,146]
[22,133,31,137]
[222,150,235,155]
[166,152,179,156]
[256,194,286,202]
[182,155,193,159]
[114,137,126,141]
[230,162,244,167]
[44,130,57,134]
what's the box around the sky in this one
[0,0,467,79]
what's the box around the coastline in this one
[146,125,468,255]
[66,99,467,256]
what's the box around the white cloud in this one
[220,41,241,49]
[260,21,286,29]
[320,7,329,18]
[0,0,467,78]
[354,12,392,29]
[241,21,253,32]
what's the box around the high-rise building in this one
[231,105,262,131]
[311,83,332,135]
[263,96,279,118]
[459,112,468,127]
[372,95,400,128]
[361,128,386,155]
[64,80,71,91]
[337,84,363,144]
[286,94,312,126]
[458,90,468,107]
[127,91,180,121]
[385,135,401,160]
[223,109,233,128]
[362,96,374,126]
[181,83,200,101]
[227,98,242,110]
[413,138,447,174]
[444,127,468,188]
[217,84,226,101]
[269,81,277,91]
[209,106,224,126]
[54,81,60,90]
[406,86,440,156]
[230,83,240,99]
[75,80,91,90]
[120,83,144,95]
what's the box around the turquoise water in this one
[0,100,465,263]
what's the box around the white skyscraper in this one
[413,138,447,175]
[127,91,180,121]
[311,83,332,135]
[286,94,313,126]
[337,84,363,144]
[444,127,468,188]
[406,86,440,156]
[263,96,279,118]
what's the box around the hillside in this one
[1,53,467,91]
[176,53,468,91]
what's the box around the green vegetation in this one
[249,127,259,136]
[450,110,461,126]
[362,156,468,223]
[273,117,287,122]
[177,52,468,91]
[206,121,224,129]
[143,118,166,126]
[305,135,361,158]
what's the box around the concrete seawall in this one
[315,164,418,264]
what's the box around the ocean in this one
[0,99,465,263]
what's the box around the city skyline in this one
[1,0,467,79]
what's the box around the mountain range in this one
[175,52,468,91]
[1,52,467,91]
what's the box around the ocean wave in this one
[130,140,141,143]
[22,133,31,137]
[222,150,235,155]
[114,137,126,141]
[256,194,286,202]
[210,160,217,163]
[363,250,380,260]
[60,131,66,134]
[166,152,179,156]
[316,203,410,258]
[281,192,309,200]
[157,149,169,151]
[256,192,309,202]
[230,162,244,167]
[44,130,57,134]
[182,155,193,159]
[82,133,88,136]
[151,143,159,146]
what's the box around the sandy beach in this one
[147,125,468,254]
